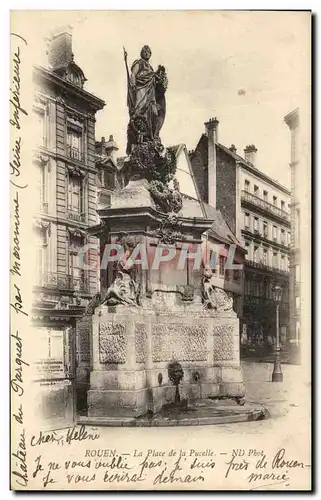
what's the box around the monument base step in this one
[78,399,269,427]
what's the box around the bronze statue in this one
[124,45,168,154]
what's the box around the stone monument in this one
[86,45,245,418]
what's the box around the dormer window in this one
[64,60,87,89]
[100,168,116,190]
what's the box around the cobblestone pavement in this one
[241,360,311,419]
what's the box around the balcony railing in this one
[245,260,289,276]
[36,272,89,292]
[67,211,86,223]
[66,145,85,163]
[241,190,290,222]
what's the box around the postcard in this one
[10,10,311,491]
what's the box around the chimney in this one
[204,117,219,207]
[229,144,237,154]
[244,144,258,166]
[47,26,73,70]
[105,135,119,160]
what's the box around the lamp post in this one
[272,285,283,382]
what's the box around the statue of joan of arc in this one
[124,45,168,154]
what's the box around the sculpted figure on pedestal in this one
[124,45,168,154]
[202,267,233,312]
[85,236,140,314]
[123,45,182,216]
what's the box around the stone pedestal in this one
[87,179,245,418]
[87,306,244,417]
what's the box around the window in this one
[280,254,285,270]
[244,180,250,192]
[233,269,241,283]
[254,217,259,232]
[281,229,285,245]
[263,278,269,298]
[263,190,268,202]
[68,235,85,291]
[245,242,250,260]
[244,212,250,229]
[281,200,285,211]
[219,256,226,277]
[253,246,259,263]
[288,232,291,247]
[263,221,268,238]
[254,185,259,196]
[99,192,111,206]
[101,169,116,190]
[35,228,48,285]
[67,126,83,161]
[262,248,268,265]
[273,196,277,206]
[68,175,83,213]
[272,252,278,268]
[272,225,277,241]
[34,110,45,147]
[36,165,46,213]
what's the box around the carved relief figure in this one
[102,235,140,307]
[202,267,233,312]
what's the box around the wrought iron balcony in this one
[245,260,289,276]
[241,190,290,223]
[66,145,86,163]
[36,272,89,292]
[67,211,86,223]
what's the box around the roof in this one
[167,144,180,156]
[191,133,291,196]
[202,202,243,247]
[95,154,118,170]
[33,65,105,111]
[116,156,126,170]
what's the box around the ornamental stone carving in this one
[213,324,235,361]
[152,324,207,362]
[33,151,51,168]
[66,164,86,178]
[34,219,51,235]
[99,323,126,364]
[148,212,185,244]
[135,323,147,364]
[202,267,233,312]
[102,234,141,308]
[67,227,86,238]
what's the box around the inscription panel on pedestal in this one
[213,324,235,361]
[152,324,207,362]
[99,323,126,364]
[135,323,148,364]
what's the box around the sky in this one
[13,10,311,188]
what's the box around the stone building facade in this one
[32,28,105,421]
[284,107,311,364]
[190,118,291,358]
